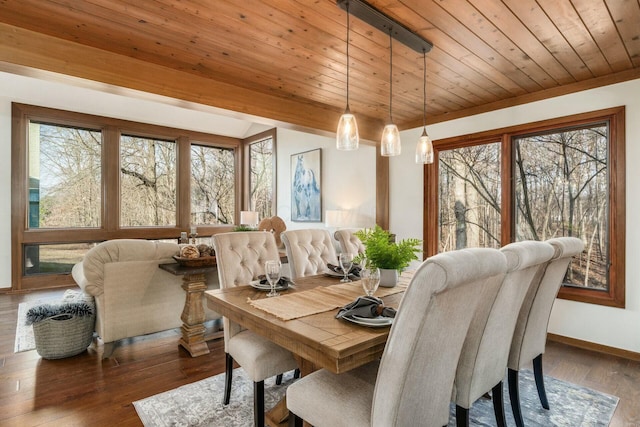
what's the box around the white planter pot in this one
[379,269,399,287]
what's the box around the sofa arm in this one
[72,262,99,296]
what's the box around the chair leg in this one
[275,373,283,385]
[456,405,469,427]
[492,381,507,427]
[508,368,525,427]
[224,353,233,405]
[254,380,265,427]
[533,354,550,409]
[288,411,303,427]
[293,368,301,379]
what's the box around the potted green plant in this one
[354,225,422,287]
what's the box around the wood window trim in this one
[242,128,277,214]
[11,103,242,292]
[424,106,625,308]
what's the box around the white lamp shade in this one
[415,130,434,164]
[325,209,347,228]
[336,111,359,151]
[381,124,401,156]
[240,210,259,226]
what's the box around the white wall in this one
[391,78,640,353]
[275,128,377,230]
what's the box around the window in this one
[244,129,276,219]
[28,122,102,229]
[514,124,609,291]
[426,107,625,307]
[191,144,236,225]
[438,142,501,252]
[120,135,177,227]
[12,103,242,291]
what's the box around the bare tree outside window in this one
[28,122,102,229]
[438,143,501,252]
[191,144,235,225]
[249,136,273,219]
[515,124,609,291]
[120,135,176,226]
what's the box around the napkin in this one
[327,263,362,278]
[335,296,396,319]
[257,275,292,288]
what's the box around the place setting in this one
[249,260,295,296]
[335,266,396,328]
[325,252,362,282]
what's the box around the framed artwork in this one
[291,148,322,222]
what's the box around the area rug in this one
[134,368,294,427]
[134,368,618,427]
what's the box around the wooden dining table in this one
[204,272,411,427]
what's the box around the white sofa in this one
[71,239,221,356]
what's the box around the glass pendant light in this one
[415,49,434,164]
[336,2,359,151]
[381,28,401,157]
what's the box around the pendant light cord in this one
[422,49,426,129]
[346,3,350,108]
[389,28,393,123]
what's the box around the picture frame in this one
[291,148,322,222]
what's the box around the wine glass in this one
[339,252,354,283]
[361,267,380,297]
[265,260,282,297]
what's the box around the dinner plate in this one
[343,315,393,327]
[249,280,289,291]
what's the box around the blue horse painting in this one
[292,152,321,221]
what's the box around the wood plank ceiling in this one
[0,0,639,142]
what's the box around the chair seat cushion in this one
[286,361,379,427]
[228,330,297,382]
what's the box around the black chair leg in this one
[456,405,469,427]
[254,380,265,427]
[533,354,550,409]
[508,368,525,427]
[275,373,283,385]
[293,368,301,379]
[223,352,233,405]
[492,381,507,427]
[288,411,303,427]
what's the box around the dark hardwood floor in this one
[1,289,639,426]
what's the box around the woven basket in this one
[32,313,95,359]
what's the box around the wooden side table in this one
[159,262,221,357]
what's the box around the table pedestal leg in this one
[179,273,209,357]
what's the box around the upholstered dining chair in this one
[507,237,585,427]
[333,228,365,256]
[286,247,509,427]
[453,241,555,427]
[211,231,298,427]
[281,229,339,280]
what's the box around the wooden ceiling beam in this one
[0,23,384,143]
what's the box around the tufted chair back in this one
[281,229,339,280]
[211,231,280,346]
[333,228,365,256]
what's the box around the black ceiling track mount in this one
[337,0,433,53]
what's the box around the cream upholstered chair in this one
[287,247,509,427]
[211,231,298,427]
[507,237,584,427]
[281,229,339,280]
[333,228,365,256]
[453,241,555,427]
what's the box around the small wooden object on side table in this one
[159,255,219,357]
